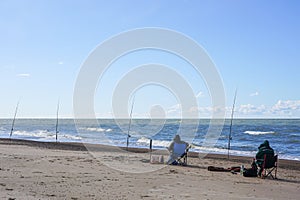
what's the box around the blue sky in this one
[0,0,300,118]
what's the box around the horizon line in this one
[1,117,300,120]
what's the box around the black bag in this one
[243,160,258,177]
[243,168,257,177]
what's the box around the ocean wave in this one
[13,130,54,138]
[191,145,300,160]
[279,154,300,161]
[288,139,300,144]
[79,127,112,132]
[60,134,82,140]
[244,131,275,135]
[191,145,257,157]
[137,137,170,148]
[291,133,300,137]
[10,130,82,140]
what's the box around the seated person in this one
[167,135,189,165]
[255,140,274,177]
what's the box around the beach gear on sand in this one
[150,155,164,164]
[242,159,258,177]
[243,168,257,177]
[207,166,240,172]
[260,154,278,179]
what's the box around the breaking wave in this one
[244,131,275,135]
[8,130,82,141]
[79,127,112,132]
[137,137,170,148]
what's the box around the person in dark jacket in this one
[255,140,274,176]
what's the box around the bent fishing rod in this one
[10,101,20,138]
[126,96,135,151]
[55,100,60,142]
[227,88,238,159]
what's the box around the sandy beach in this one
[0,139,299,200]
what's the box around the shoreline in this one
[1,118,299,163]
[1,138,299,171]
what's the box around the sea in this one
[0,119,299,161]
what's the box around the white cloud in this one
[58,61,64,65]
[93,100,300,119]
[237,104,266,115]
[250,91,259,96]
[234,100,300,118]
[195,106,213,118]
[166,104,200,118]
[188,106,227,118]
[16,73,30,77]
[270,100,300,115]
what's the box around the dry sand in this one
[0,139,299,200]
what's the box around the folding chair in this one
[261,154,278,179]
[171,143,190,166]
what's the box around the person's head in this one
[264,140,269,145]
[259,140,270,149]
[173,134,181,142]
[263,140,270,147]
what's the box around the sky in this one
[0,0,300,118]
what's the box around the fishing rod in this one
[55,100,60,142]
[227,88,238,159]
[10,101,20,138]
[126,96,135,151]
[149,138,153,161]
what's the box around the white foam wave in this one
[279,154,300,161]
[137,137,170,148]
[191,145,256,157]
[244,131,275,135]
[79,127,113,132]
[136,138,300,161]
[13,130,55,139]
[11,130,82,140]
[60,134,82,140]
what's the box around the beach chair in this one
[171,143,190,166]
[261,154,278,179]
